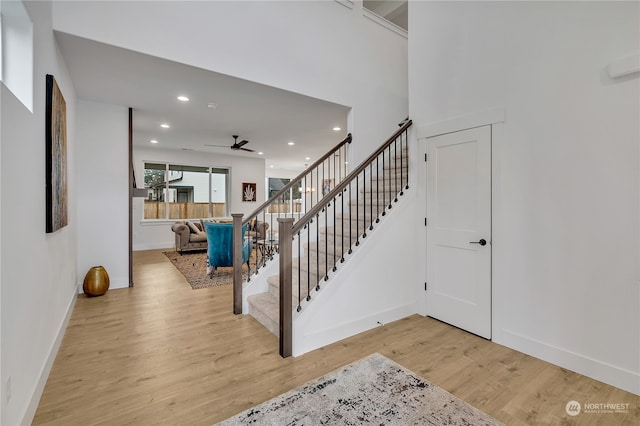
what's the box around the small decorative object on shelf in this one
[83,266,110,297]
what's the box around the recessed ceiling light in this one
[177,96,189,102]
[333,127,341,131]
[269,165,275,168]
[258,152,264,155]
[305,157,311,161]
[207,102,217,109]
[150,139,158,144]
[288,141,295,146]
[160,123,170,128]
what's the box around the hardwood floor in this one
[33,249,639,425]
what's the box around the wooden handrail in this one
[242,133,352,226]
[292,121,411,235]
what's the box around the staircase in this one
[247,144,409,337]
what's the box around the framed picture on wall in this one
[242,182,257,202]
[45,74,68,233]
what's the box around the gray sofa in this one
[171,221,207,253]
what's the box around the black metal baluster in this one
[318,161,324,201]
[404,130,409,190]
[362,169,367,239]
[399,134,404,196]
[394,139,399,203]
[376,155,380,223]
[309,170,313,208]
[355,175,360,246]
[388,144,393,209]
[341,189,345,262]
[333,196,338,272]
[333,147,336,187]
[348,181,353,254]
[315,213,320,290]
[382,149,388,214]
[369,162,374,231]
[268,209,273,268]
[324,205,328,281]
[297,232,302,312]
[307,219,311,301]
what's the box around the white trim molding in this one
[416,107,505,139]
[500,328,640,396]
[22,287,77,425]
[362,8,408,39]
[334,0,354,10]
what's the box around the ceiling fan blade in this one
[204,144,231,148]
[240,147,255,152]
[236,140,249,148]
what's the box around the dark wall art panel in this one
[45,74,68,233]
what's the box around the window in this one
[0,0,34,111]
[143,162,229,219]
[267,177,302,214]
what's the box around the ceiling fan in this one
[205,135,255,152]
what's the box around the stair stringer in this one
[291,189,421,357]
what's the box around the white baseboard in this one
[133,243,173,251]
[21,286,77,425]
[108,276,131,290]
[293,303,416,357]
[76,276,130,294]
[500,329,640,396]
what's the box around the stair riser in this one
[247,295,279,337]
[368,174,408,184]
[293,259,334,278]
[359,185,406,195]
[268,278,315,301]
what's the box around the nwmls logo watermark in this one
[565,401,581,416]
[565,400,631,416]
[583,402,630,414]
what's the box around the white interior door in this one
[426,126,491,338]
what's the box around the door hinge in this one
[424,153,428,162]
[425,282,427,291]
[424,217,427,226]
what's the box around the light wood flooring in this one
[33,249,639,425]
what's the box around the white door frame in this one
[416,107,505,341]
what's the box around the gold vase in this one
[83,266,110,297]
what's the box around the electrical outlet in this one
[6,376,11,403]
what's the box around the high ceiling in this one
[55,32,351,171]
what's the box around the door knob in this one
[469,239,487,246]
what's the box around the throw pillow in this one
[186,221,201,234]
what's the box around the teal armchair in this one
[204,222,252,277]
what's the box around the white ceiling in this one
[55,32,351,171]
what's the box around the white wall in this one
[76,100,129,289]
[1,1,78,424]
[133,146,266,250]
[51,0,408,166]
[409,1,640,394]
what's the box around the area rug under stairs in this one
[247,147,408,335]
[216,352,503,425]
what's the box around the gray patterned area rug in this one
[216,353,503,425]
